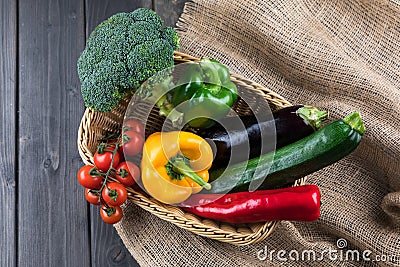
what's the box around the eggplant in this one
[194,105,328,169]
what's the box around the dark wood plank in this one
[90,212,139,267]
[84,1,152,266]
[154,0,188,27]
[0,0,17,266]
[86,0,152,35]
[18,0,90,266]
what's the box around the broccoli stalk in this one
[135,70,185,127]
[77,8,179,112]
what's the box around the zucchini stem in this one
[297,106,329,130]
[343,112,365,135]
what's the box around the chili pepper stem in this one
[172,160,212,190]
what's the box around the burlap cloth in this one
[115,1,400,266]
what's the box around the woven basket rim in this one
[77,51,302,246]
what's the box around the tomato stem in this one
[88,189,100,196]
[102,206,116,216]
[119,168,128,178]
[97,138,122,204]
[122,133,130,145]
[108,189,119,202]
[99,132,120,142]
[122,125,133,132]
[89,167,104,177]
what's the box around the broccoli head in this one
[77,8,179,112]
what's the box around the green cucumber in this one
[207,112,365,193]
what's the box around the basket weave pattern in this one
[77,51,303,246]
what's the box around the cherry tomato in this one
[85,188,101,205]
[77,165,103,189]
[94,150,121,172]
[124,119,145,136]
[100,205,123,224]
[121,130,144,157]
[117,146,124,159]
[102,182,128,206]
[105,139,118,150]
[106,139,124,160]
[115,161,140,187]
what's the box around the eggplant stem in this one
[296,106,329,130]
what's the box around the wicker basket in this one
[77,51,304,246]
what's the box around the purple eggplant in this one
[194,105,328,169]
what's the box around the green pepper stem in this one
[297,106,329,130]
[199,58,222,93]
[343,111,365,135]
[172,160,212,190]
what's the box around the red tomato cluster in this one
[77,119,145,224]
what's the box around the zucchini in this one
[194,105,328,169]
[207,112,365,194]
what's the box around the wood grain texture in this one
[90,208,138,267]
[154,0,188,27]
[85,0,152,35]
[84,1,152,266]
[2,0,192,266]
[17,0,90,266]
[0,1,17,266]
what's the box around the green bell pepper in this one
[138,58,238,129]
[171,58,238,128]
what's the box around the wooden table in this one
[1,1,187,266]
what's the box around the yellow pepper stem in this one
[172,159,212,190]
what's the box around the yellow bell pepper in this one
[141,131,213,204]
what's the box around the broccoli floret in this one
[77,8,179,112]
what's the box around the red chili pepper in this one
[181,185,321,224]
